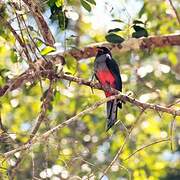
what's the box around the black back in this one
[105,56,122,92]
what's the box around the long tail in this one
[106,99,118,131]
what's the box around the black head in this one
[96,47,112,57]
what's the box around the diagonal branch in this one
[29,80,54,140]
[123,138,170,161]
[3,94,121,157]
[0,14,32,62]
[22,0,55,46]
[168,0,180,25]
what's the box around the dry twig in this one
[168,0,180,25]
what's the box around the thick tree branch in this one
[0,34,179,97]
[66,34,180,60]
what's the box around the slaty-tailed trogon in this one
[94,47,122,131]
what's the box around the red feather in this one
[96,70,115,97]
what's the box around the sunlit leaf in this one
[10,50,18,63]
[105,33,124,43]
[80,0,91,12]
[40,46,56,55]
[86,0,96,5]
[35,39,43,48]
[168,52,177,65]
[64,54,78,74]
[169,85,180,96]
[55,0,64,7]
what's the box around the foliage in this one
[0,0,180,180]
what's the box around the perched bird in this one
[94,47,122,131]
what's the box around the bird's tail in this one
[106,99,118,131]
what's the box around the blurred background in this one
[0,0,180,179]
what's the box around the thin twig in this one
[169,115,176,151]
[0,14,32,63]
[123,138,170,161]
[167,99,180,108]
[3,94,123,158]
[168,0,180,25]
[0,111,6,132]
[13,5,32,63]
[29,80,54,140]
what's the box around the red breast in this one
[96,70,116,97]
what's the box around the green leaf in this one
[168,52,177,65]
[58,11,66,30]
[64,54,78,74]
[55,0,64,7]
[40,46,56,55]
[112,19,124,23]
[132,25,148,38]
[133,20,144,25]
[10,50,18,63]
[0,68,9,77]
[132,31,148,38]
[108,28,122,33]
[35,39,43,48]
[133,25,146,32]
[80,0,91,12]
[86,0,96,5]
[138,3,146,18]
[49,2,68,30]
[105,33,124,43]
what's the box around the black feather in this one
[105,55,122,109]
[105,56,122,91]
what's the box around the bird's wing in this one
[105,55,122,91]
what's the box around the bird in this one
[94,47,122,131]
